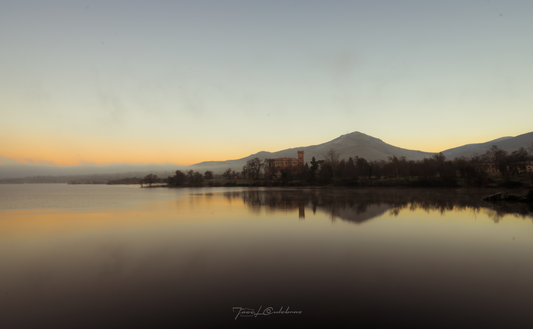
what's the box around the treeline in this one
[287,145,533,187]
[165,170,213,187]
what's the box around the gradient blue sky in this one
[1,0,532,165]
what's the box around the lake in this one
[1,184,532,328]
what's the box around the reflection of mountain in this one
[220,188,533,224]
[319,204,391,224]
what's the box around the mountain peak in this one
[189,131,435,172]
[331,131,383,144]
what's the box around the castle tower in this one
[298,151,304,166]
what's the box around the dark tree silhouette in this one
[168,170,186,186]
[263,158,276,180]
[487,145,510,179]
[243,158,262,179]
[222,168,233,180]
[309,157,319,182]
[204,171,214,180]
[324,148,340,180]
[143,174,158,187]
[190,171,204,186]
[318,162,333,183]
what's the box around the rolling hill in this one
[191,131,435,173]
[441,132,533,159]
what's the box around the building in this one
[475,161,533,174]
[272,151,304,170]
[520,161,533,173]
[474,162,498,174]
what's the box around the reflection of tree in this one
[223,191,241,204]
[484,202,533,223]
[237,189,533,224]
[201,189,533,224]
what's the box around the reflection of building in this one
[272,151,304,169]
[299,204,305,219]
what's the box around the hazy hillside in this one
[441,132,533,159]
[0,160,186,180]
[191,131,435,173]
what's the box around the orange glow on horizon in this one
[2,129,526,167]
[0,130,262,166]
[1,146,260,167]
[1,153,252,167]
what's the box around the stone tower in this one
[298,151,304,166]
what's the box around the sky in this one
[1,0,532,167]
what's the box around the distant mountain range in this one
[1,131,532,180]
[441,132,533,159]
[190,131,533,173]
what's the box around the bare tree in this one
[222,168,233,180]
[509,147,529,176]
[487,145,510,179]
[244,157,263,179]
[324,148,340,180]
[241,165,249,179]
[387,156,400,178]
[263,158,276,180]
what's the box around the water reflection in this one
[222,188,533,224]
[1,186,533,328]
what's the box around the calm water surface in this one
[1,184,533,328]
